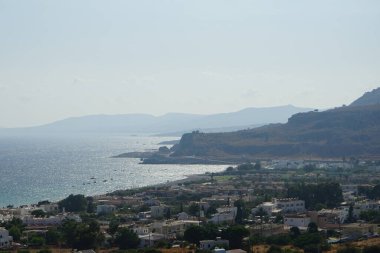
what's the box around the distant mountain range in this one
[160,87,380,161]
[0,105,313,135]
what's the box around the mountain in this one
[350,87,380,107]
[0,105,312,135]
[168,104,380,161]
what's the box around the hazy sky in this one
[1,0,379,127]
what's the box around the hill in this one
[168,104,380,160]
[0,105,312,135]
[350,87,380,107]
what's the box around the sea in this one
[0,134,228,208]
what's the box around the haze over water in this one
[0,134,227,207]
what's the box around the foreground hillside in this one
[170,104,380,160]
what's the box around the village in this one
[2,159,380,253]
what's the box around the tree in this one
[37,249,52,253]
[255,207,268,218]
[29,235,45,247]
[234,199,248,224]
[267,245,282,253]
[337,246,360,253]
[46,228,61,245]
[369,184,380,200]
[293,233,322,249]
[31,209,46,217]
[345,204,355,223]
[59,219,104,249]
[221,225,249,249]
[86,196,95,213]
[9,226,22,241]
[58,194,88,212]
[290,226,300,239]
[363,245,380,253]
[115,228,140,249]
[237,163,254,171]
[184,226,205,245]
[307,222,318,233]
[287,182,343,209]
[188,203,200,216]
[108,218,120,236]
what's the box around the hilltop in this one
[168,104,380,161]
[350,87,380,107]
[138,88,380,163]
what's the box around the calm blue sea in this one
[0,134,227,207]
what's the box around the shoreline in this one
[1,166,228,209]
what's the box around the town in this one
[2,159,380,253]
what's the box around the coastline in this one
[2,166,229,209]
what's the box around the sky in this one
[0,0,379,127]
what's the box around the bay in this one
[0,134,227,207]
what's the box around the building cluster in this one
[1,159,380,250]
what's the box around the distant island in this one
[0,105,312,135]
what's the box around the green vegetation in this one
[287,182,343,209]
[58,194,88,212]
[115,228,140,249]
[183,224,218,245]
[60,219,104,249]
[221,225,250,249]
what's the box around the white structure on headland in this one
[0,227,13,249]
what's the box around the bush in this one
[267,245,282,253]
[265,234,291,245]
[363,245,380,253]
[37,249,52,253]
[337,246,360,253]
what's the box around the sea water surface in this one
[0,134,227,207]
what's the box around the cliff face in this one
[171,105,380,159]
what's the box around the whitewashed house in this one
[0,227,13,249]
[284,214,311,228]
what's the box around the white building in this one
[252,202,276,216]
[210,207,237,225]
[152,220,200,238]
[96,205,116,215]
[273,198,305,213]
[22,213,82,227]
[318,207,349,224]
[133,225,151,235]
[139,233,165,247]
[284,214,311,228]
[200,237,229,250]
[0,227,13,249]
